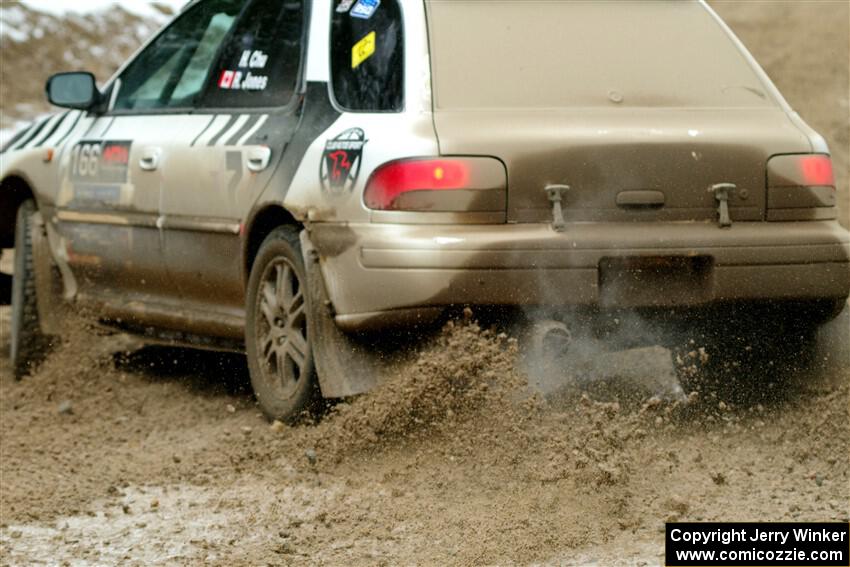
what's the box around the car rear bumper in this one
[308,221,850,330]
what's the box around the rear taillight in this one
[364,157,506,211]
[799,155,835,187]
[769,154,835,188]
[767,154,836,221]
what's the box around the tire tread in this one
[11,199,51,377]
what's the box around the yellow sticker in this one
[352,31,376,69]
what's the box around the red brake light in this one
[766,154,837,221]
[365,159,472,210]
[798,155,834,187]
[768,154,835,188]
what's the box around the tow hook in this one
[545,184,570,232]
[709,183,736,228]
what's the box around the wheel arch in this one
[0,175,37,249]
[242,204,303,284]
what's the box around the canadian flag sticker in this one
[219,70,235,89]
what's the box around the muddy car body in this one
[2,0,849,420]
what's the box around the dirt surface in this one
[2,3,850,566]
[0,308,848,566]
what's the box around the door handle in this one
[139,147,161,171]
[246,146,271,172]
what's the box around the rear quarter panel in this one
[279,0,439,224]
[708,0,850,228]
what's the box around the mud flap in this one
[44,221,77,302]
[301,230,389,398]
[30,212,65,336]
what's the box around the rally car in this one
[2,0,848,420]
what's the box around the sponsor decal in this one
[352,31,376,69]
[102,143,129,165]
[350,0,379,19]
[72,184,121,203]
[320,128,367,194]
[336,0,356,13]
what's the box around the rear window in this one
[427,0,775,109]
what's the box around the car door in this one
[158,0,305,318]
[56,0,246,321]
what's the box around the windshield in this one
[427,0,776,109]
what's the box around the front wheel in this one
[11,199,52,377]
[245,226,319,422]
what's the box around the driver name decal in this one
[219,49,270,91]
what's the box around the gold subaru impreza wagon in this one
[2,0,848,420]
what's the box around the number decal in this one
[76,143,93,177]
[70,144,81,177]
[88,144,101,177]
[70,140,132,183]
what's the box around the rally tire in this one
[671,315,817,398]
[11,199,51,378]
[245,226,319,422]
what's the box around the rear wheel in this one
[11,199,52,377]
[245,226,318,422]
[671,305,820,398]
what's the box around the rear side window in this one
[201,0,304,108]
[330,0,403,112]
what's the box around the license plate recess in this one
[598,255,714,307]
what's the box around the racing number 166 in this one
[70,142,102,178]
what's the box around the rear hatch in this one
[426,0,812,223]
